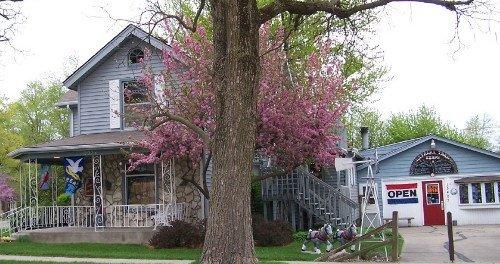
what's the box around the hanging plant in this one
[56,193,71,206]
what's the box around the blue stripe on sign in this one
[387,198,419,204]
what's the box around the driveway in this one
[399,225,500,263]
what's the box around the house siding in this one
[77,36,165,134]
[357,138,500,211]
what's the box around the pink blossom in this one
[131,23,348,172]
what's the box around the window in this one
[459,182,500,205]
[409,150,458,176]
[471,183,482,203]
[426,183,440,205]
[125,163,156,205]
[459,184,469,204]
[128,48,144,64]
[485,183,495,203]
[123,81,150,128]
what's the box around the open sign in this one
[386,183,419,204]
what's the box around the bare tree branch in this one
[259,0,477,24]
[0,0,23,43]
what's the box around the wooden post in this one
[391,211,399,262]
[447,212,455,262]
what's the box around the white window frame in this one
[459,182,500,205]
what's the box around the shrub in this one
[252,215,293,246]
[149,220,205,249]
[293,231,308,242]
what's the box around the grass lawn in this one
[0,241,321,262]
[0,234,403,262]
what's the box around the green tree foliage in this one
[346,105,494,150]
[9,81,69,145]
[0,81,69,204]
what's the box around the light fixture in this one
[53,156,60,159]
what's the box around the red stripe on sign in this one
[386,183,417,190]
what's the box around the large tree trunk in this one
[200,0,260,263]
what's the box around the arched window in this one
[128,48,144,64]
[409,149,458,176]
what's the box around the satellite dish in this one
[335,158,354,171]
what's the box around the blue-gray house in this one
[358,134,500,226]
[4,25,205,243]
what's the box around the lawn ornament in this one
[301,223,334,254]
[334,223,358,246]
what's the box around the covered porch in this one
[3,131,196,242]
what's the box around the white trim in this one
[69,111,74,137]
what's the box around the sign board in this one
[386,183,419,204]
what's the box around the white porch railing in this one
[1,203,186,233]
[107,203,186,228]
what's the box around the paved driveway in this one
[399,225,500,263]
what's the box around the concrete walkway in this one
[0,255,191,264]
[399,225,500,263]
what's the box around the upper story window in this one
[409,149,458,176]
[123,81,149,128]
[128,48,144,65]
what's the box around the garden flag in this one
[39,165,51,190]
[64,157,84,194]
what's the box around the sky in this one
[0,0,499,144]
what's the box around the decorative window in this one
[425,183,440,205]
[471,183,482,203]
[459,184,469,204]
[128,48,144,64]
[125,164,155,205]
[485,183,495,203]
[409,150,458,176]
[123,81,150,128]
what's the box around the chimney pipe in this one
[361,127,370,150]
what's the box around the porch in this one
[3,131,203,242]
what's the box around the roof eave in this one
[8,142,134,160]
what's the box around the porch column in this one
[291,202,296,231]
[92,155,105,230]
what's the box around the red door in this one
[422,180,445,225]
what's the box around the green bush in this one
[293,231,308,242]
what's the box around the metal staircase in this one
[261,168,359,227]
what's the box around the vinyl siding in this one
[76,36,165,134]
[357,138,500,211]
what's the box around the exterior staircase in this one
[261,168,359,227]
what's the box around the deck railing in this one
[261,168,358,226]
[1,203,186,233]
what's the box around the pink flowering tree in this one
[0,173,15,203]
[130,24,349,199]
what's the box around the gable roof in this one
[63,24,169,90]
[357,134,500,170]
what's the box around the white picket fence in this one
[0,203,186,233]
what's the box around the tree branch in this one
[259,0,476,24]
